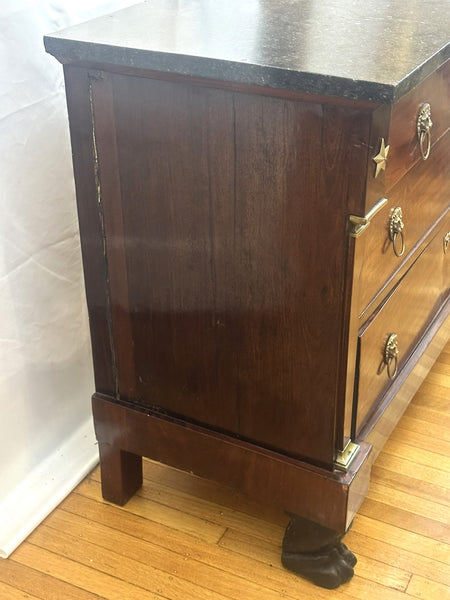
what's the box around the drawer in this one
[355,212,450,434]
[386,59,450,190]
[358,131,450,316]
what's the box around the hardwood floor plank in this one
[345,530,450,588]
[134,479,285,541]
[425,365,450,381]
[86,469,284,543]
[24,515,364,600]
[371,463,450,507]
[402,404,450,429]
[406,574,450,599]
[61,492,284,584]
[219,527,412,594]
[58,494,350,600]
[395,416,450,442]
[358,497,450,543]
[411,382,450,412]
[62,491,230,557]
[10,543,165,600]
[62,482,409,600]
[387,426,450,456]
[95,469,287,542]
[39,510,319,600]
[26,524,231,600]
[366,481,449,524]
[380,439,450,472]
[76,476,226,544]
[0,581,42,600]
[0,556,104,600]
[430,362,450,379]
[374,452,450,491]
[421,368,450,386]
[350,515,450,564]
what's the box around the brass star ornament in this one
[373,138,390,178]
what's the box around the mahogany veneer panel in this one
[88,70,373,467]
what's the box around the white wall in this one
[0,0,136,558]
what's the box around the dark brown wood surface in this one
[363,103,391,212]
[89,71,372,467]
[63,65,116,396]
[92,393,372,533]
[386,59,450,191]
[90,70,137,400]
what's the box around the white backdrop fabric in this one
[0,0,136,557]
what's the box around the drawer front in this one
[386,59,450,190]
[358,131,450,316]
[355,212,450,434]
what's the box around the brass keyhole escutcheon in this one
[444,232,450,255]
[384,333,399,380]
[417,103,432,160]
[389,206,406,257]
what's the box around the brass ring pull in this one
[417,103,432,160]
[389,207,406,257]
[419,128,431,160]
[384,333,399,380]
[444,232,450,254]
[392,229,406,257]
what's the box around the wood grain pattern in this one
[5,339,450,600]
[89,71,137,400]
[92,391,371,532]
[356,211,450,432]
[386,59,450,191]
[358,132,450,318]
[63,65,116,396]
[89,70,372,465]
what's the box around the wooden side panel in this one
[90,72,371,467]
[110,74,241,435]
[63,65,116,395]
[230,99,370,459]
[90,72,137,399]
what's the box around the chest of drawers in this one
[45,1,450,589]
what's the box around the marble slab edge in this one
[44,35,450,105]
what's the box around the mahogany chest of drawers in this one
[45,1,450,588]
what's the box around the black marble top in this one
[44,0,450,104]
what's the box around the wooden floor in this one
[2,342,450,600]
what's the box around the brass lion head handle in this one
[444,232,450,255]
[389,206,406,257]
[384,333,399,380]
[417,103,432,160]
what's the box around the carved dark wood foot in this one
[97,442,143,506]
[281,513,356,589]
